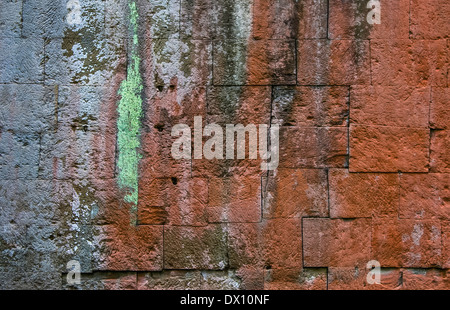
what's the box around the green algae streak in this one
[116,1,142,211]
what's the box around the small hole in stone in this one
[169,85,176,91]
[171,177,178,185]
[157,85,164,92]
[154,124,164,132]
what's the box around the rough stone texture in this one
[252,0,328,39]
[401,269,450,290]
[372,218,442,268]
[22,0,105,39]
[350,125,430,172]
[430,130,450,173]
[138,177,208,226]
[38,126,116,180]
[263,169,329,219]
[410,0,450,39]
[180,0,213,39]
[350,86,430,128]
[279,127,348,168]
[371,40,448,87]
[327,267,403,290]
[272,86,349,127]
[93,225,164,271]
[0,131,40,180]
[297,39,371,85]
[44,36,125,86]
[213,39,296,85]
[444,221,450,269]
[0,37,44,83]
[329,169,399,218]
[0,0,22,38]
[228,218,302,274]
[399,173,450,220]
[137,270,241,290]
[264,268,328,290]
[431,88,450,130]
[329,0,410,39]
[61,272,138,290]
[208,174,262,223]
[1,0,449,291]
[164,225,228,270]
[207,86,271,125]
[303,218,372,267]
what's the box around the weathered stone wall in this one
[0,0,448,289]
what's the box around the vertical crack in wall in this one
[116,1,143,222]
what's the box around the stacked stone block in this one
[0,0,448,290]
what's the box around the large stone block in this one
[213,0,253,40]
[164,225,228,270]
[213,39,296,85]
[38,126,116,180]
[430,130,450,173]
[410,0,450,39]
[371,40,448,86]
[272,86,349,127]
[44,35,125,85]
[0,0,23,37]
[350,125,430,172]
[303,218,372,267]
[297,40,370,85]
[430,88,450,130]
[0,84,55,133]
[0,131,40,180]
[328,267,402,290]
[138,177,208,226]
[180,0,213,39]
[261,218,302,272]
[207,86,271,125]
[350,86,430,128]
[252,0,328,39]
[264,267,328,290]
[329,169,399,218]
[137,270,241,290]
[279,127,348,168]
[61,272,138,290]
[228,218,302,271]
[22,0,105,39]
[401,269,450,290]
[93,224,164,271]
[142,39,212,95]
[0,37,43,83]
[207,173,261,223]
[399,173,450,220]
[44,84,119,134]
[263,168,329,219]
[329,0,410,39]
[372,218,442,267]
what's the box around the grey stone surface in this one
[0,132,40,179]
[0,0,23,38]
[44,36,124,85]
[0,37,44,83]
[0,84,55,133]
[0,179,96,289]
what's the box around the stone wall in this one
[0,0,449,289]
